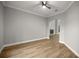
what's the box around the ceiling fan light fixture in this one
[43,1,46,5]
[42,5,46,8]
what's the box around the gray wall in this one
[0,3,4,50]
[63,1,79,54]
[48,1,79,54]
[4,7,48,45]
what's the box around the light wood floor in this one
[0,34,78,58]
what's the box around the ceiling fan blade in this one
[41,1,44,6]
[45,5,51,9]
[47,4,60,10]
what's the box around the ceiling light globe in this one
[42,5,46,8]
[43,1,46,4]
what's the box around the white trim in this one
[49,1,74,17]
[3,37,49,48]
[59,40,79,57]
[0,37,49,53]
[2,1,74,18]
[0,46,4,53]
[59,40,65,44]
[4,4,47,18]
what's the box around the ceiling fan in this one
[41,1,51,9]
[32,1,58,12]
[40,1,58,12]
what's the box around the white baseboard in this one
[0,37,49,53]
[59,40,79,57]
[0,46,4,53]
[3,37,49,48]
[59,41,65,44]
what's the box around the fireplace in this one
[50,29,54,35]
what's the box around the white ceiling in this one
[3,1,73,17]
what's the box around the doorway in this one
[49,19,61,41]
